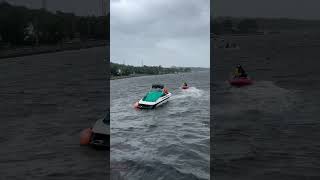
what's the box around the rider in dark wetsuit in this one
[234,65,248,78]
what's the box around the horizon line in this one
[212,16,320,21]
[110,62,210,69]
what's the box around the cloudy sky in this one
[110,0,210,68]
[5,0,109,16]
[212,0,320,20]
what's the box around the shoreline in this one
[110,72,198,80]
[0,40,108,59]
[110,74,149,80]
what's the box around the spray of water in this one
[171,87,205,100]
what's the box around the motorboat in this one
[80,115,110,148]
[135,84,171,109]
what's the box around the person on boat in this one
[163,87,169,94]
[234,65,248,78]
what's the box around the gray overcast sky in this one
[212,0,320,20]
[5,0,109,16]
[110,0,210,68]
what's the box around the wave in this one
[213,80,299,116]
[111,160,208,180]
[171,87,207,100]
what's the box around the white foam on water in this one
[110,73,210,180]
[171,87,206,100]
[216,81,300,115]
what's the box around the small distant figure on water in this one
[234,65,248,78]
[181,82,189,89]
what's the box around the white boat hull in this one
[138,92,172,109]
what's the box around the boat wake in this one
[172,87,206,100]
[214,80,300,118]
[213,78,319,179]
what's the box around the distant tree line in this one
[211,17,320,35]
[211,18,259,35]
[0,2,109,47]
[111,62,191,77]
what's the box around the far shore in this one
[111,74,149,80]
[110,71,197,80]
[0,40,108,59]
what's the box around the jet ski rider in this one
[234,65,248,78]
[183,82,188,86]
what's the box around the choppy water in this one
[111,71,210,180]
[213,78,320,179]
[211,32,320,179]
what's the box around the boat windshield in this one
[143,90,164,102]
[150,88,162,91]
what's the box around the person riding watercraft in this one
[234,65,248,78]
[181,82,189,89]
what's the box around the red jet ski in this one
[181,82,189,89]
[229,77,253,87]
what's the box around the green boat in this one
[137,84,172,109]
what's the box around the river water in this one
[0,47,108,180]
[110,71,210,180]
[212,33,320,180]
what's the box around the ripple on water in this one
[111,72,210,180]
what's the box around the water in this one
[0,47,108,179]
[212,32,320,179]
[110,71,210,180]
[213,77,320,180]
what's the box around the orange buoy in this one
[80,128,92,145]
